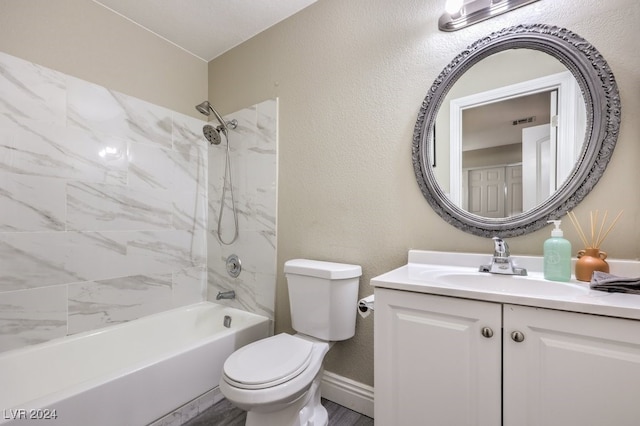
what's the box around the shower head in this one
[195,100,229,134]
[195,101,239,145]
[203,124,222,145]
[195,100,211,116]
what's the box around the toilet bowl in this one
[220,333,331,426]
[219,259,362,426]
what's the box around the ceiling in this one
[92,0,317,62]
[463,91,552,151]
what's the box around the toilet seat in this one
[223,333,314,390]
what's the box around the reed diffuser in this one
[567,210,623,281]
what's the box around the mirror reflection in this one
[433,49,587,218]
[413,24,620,238]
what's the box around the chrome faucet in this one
[479,237,527,276]
[216,290,236,300]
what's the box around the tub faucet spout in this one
[216,290,236,300]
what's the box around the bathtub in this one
[0,302,270,426]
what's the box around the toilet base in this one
[245,369,327,426]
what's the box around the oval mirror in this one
[413,24,620,237]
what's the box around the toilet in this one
[219,259,362,426]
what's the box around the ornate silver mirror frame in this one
[412,24,621,237]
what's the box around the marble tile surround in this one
[207,100,277,322]
[0,51,208,353]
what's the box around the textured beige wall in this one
[209,0,640,387]
[0,0,207,117]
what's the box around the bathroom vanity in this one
[372,250,640,426]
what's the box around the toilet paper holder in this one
[358,295,375,318]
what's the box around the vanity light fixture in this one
[439,0,541,32]
[445,0,464,15]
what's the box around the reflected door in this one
[468,167,505,218]
[522,124,552,211]
[467,165,522,218]
[505,165,523,216]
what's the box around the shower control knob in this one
[226,254,242,278]
[511,331,525,343]
[481,327,494,338]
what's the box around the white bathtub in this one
[0,302,270,426]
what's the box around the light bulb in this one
[445,0,464,15]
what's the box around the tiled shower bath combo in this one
[0,50,278,424]
[0,50,209,352]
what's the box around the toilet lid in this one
[223,333,314,390]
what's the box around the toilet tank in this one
[284,259,362,341]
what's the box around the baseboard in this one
[320,370,374,419]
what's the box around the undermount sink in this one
[420,269,590,297]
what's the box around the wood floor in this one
[183,397,374,426]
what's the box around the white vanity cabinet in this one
[374,288,640,426]
[503,303,640,426]
[374,288,502,425]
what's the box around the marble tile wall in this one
[207,99,277,322]
[0,51,208,353]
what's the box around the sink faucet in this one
[479,237,527,276]
[216,290,236,300]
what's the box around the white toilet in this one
[219,259,362,426]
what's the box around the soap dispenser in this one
[543,220,572,282]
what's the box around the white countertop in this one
[371,250,640,320]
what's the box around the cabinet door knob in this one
[481,327,494,338]
[511,331,525,342]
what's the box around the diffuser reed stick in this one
[567,211,589,247]
[567,210,623,249]
[594,210,608,249]
[596,210,623,248]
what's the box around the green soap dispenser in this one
[544,220,572,282]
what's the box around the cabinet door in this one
[374,288,502,425]
[504,304,640,426]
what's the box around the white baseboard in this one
[320,370,374,419]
